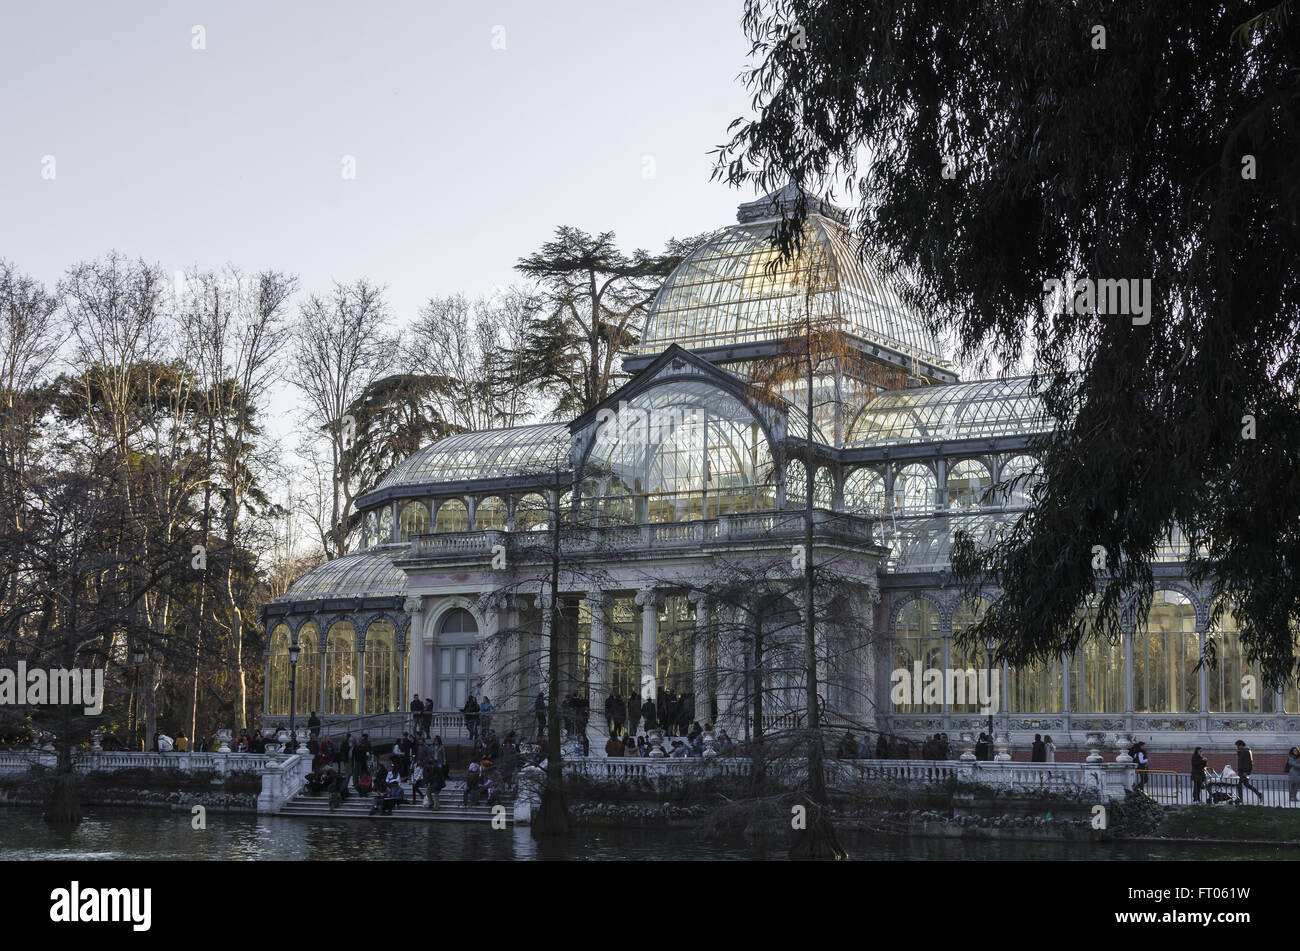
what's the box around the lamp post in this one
[130,644,146,750]
[288,640,301,752]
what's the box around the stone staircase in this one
[278,779,514,823]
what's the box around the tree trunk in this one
[533,481,571,837]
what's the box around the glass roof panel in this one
[278,550,407,600]
[846,376,1053,447]
[637,216,943,363]
[374,423,571,490]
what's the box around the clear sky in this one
[1,0,771,473]
[1,0,758,333]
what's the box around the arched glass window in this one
[951,597,991,713]
[436,608,479,711]
[760,599,804,721]
[785,460,833,509]
[378,506,394,544]
[267,624,291,715]
[399,501,429,541]
[295,623,320,717]
[947,459,991,510]
[322,622,358,715]
[364,511,378,549]
[476,496,507,531]
[892,599,942,712]
[1008,658,1063,713]
[1070,603,1125,713]
[583,380,776,524]
[435,499,469,533]
[1134,591,1199,713]
[843,467,885,516]
[363,618,403,715]
[515,493,550,532]
[893,464,936,515]
[1207,604,1276,714]
[1000,454,1041,508]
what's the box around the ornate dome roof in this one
[277,550,407,601]
[370,423,570,492]
[636,191,943,364]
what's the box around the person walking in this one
[1235,739,1264,802]
[1191,746,1208,803]
[1286,747,1300,802]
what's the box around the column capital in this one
[585,588,609,607]
[402,595,423,616]
[635,587,659,608]
[687,589,708,605]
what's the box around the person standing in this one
[641,694,658,733]
[625,691,640,737]
[409,695,423,733]
[1133,741,1150,791]
[609,692,625,739]
[1286,747,1300,802]
[533,692,546,740]
[1030,734,1046,762]
[421,695,433,735]
[1235,739,1264,802]
[1191,746,1208,803]
[479,696,495,733]
[1044,735,1056,762]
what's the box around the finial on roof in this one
[735,183,848,224]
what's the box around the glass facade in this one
[582,380,775,523]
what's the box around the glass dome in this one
[636,214,943,363]
[581,379,776,522]
[373,423,570,491]
[847,376,1051,447]
[277,550,407,601]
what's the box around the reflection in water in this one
[0,808,1295,861]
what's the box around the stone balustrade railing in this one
[558,756,1135,804]
[0,748,313,815]
[0,750,271,775]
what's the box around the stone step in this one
[281,792,512,823]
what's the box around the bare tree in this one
[287,279,390,559]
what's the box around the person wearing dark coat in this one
[641,696,658,731]
[1235,739,1264,802]
[626,692,641,736]
[1030,734,1046,762]
[975,733,992,761]
[409,695,423,732]
[875,734,889,759]
[1191,747,1208,803]
[610,693,627,738]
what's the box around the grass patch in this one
[1158,804,1300,841]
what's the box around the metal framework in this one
[636,215,944,365]
[372,422,570,492]
[278,549,408,600]
[847,376,1052,448]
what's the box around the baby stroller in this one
[1204,765,1238,804]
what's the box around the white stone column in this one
[635,588,658,705]
[690,592,710,730]
[586,590,608,753]
[404,596,424,717]
[538,584,552,701]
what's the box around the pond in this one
[1,808,1294,860]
